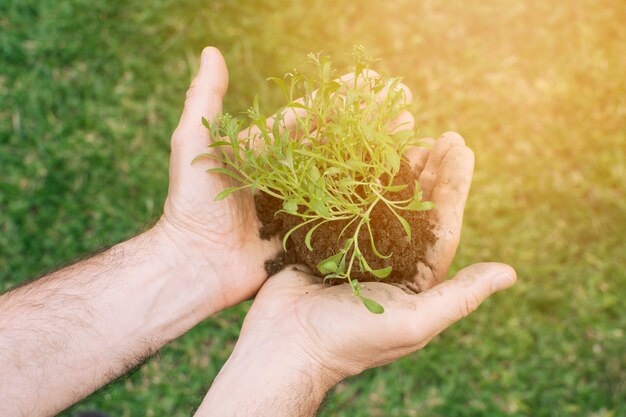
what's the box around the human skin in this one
[0,46,516,417]
[197,134,517,414]
[198,262,516,416]
[0,47,280,417]
[196,56,517,416]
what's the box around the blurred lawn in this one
[1,0,625,416]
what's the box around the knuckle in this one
[440,227,461,248]
[439,131,465,146]
[171,128,189,149]
[458,291,482,318]
[185,87,195,102]
[171,130,182,145]
[185,77,202,101]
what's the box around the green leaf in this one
[345,159,370,170]
[383,183,408,192]
[310,199,330,217]
[281,218,319,251]
[304,227,315,251]
[309,165,321,182]
[392,129,415,144]
[342,237,355,251]
[361,124,374,140]
[191,153,219,164]
[317,260,338,274]
[282,198,299,214]
[317,251,344,274]
[370,266,392,278]
[285,145,294,166]
[206,167,244,182]
[214,185,250,201]
[338,254,346,272]
[272,111,284,140]
[366,222,392,259]
[403,199,435,211]
[389,209,412,241]
[207,140,232,148]
[325,80,341,96]
[385,147,401,172]
[267,77,289,101]
[421,201,435,211]
[304,219,330,251]
[359,296,385,314]
[287,101,310,110]
[373,131,392,145]
[324,167,342,176]
[358,250,393,278]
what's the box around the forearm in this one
[0,225,220,417]
[195,334,340,417]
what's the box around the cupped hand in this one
[154,48,419,313]
[231,131,517,380]
[236,260,516,384]
[155,47,281,311]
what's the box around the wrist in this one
[147,219,228,314]
[197,330,341,416]
[119,225,219,329]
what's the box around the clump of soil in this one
[256,162,437,285]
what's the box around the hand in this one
[196,133,517,416]
[236,133,517,378]
[240,261,516,382]
[154,47,281,312]
[153,51,416,313]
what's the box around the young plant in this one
[199,46,434,313]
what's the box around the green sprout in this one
[199,47,434,313]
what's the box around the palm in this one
[402,132,474,291]
[240,132,476,376]
[160,47,471,309]
[159,48,280,307]
[246,270,433,377]
[163,144,280,302]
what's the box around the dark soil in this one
[256,161,437,285]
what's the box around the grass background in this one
[1,0,625,415]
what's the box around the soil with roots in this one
[256,161,437,288]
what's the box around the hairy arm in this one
[0,46,279,416]
[0,225,221,417]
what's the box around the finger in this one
[262,265,323,294]
[337,70,381,96]
[375,78,412,106]
[172,47,229,159]
[404,138,435,175]
[418,132,465,199]
[238,70,387,148]
[409,263,517,339]
[388,111,414,134]
[428,145,475,280]
[305,106,413,148]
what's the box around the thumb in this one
[173,47,229,154]
[412,262,517,337]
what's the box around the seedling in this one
[199,47,434,313]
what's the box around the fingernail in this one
[491,273,515,292]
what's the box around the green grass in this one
[1,0,625,416]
